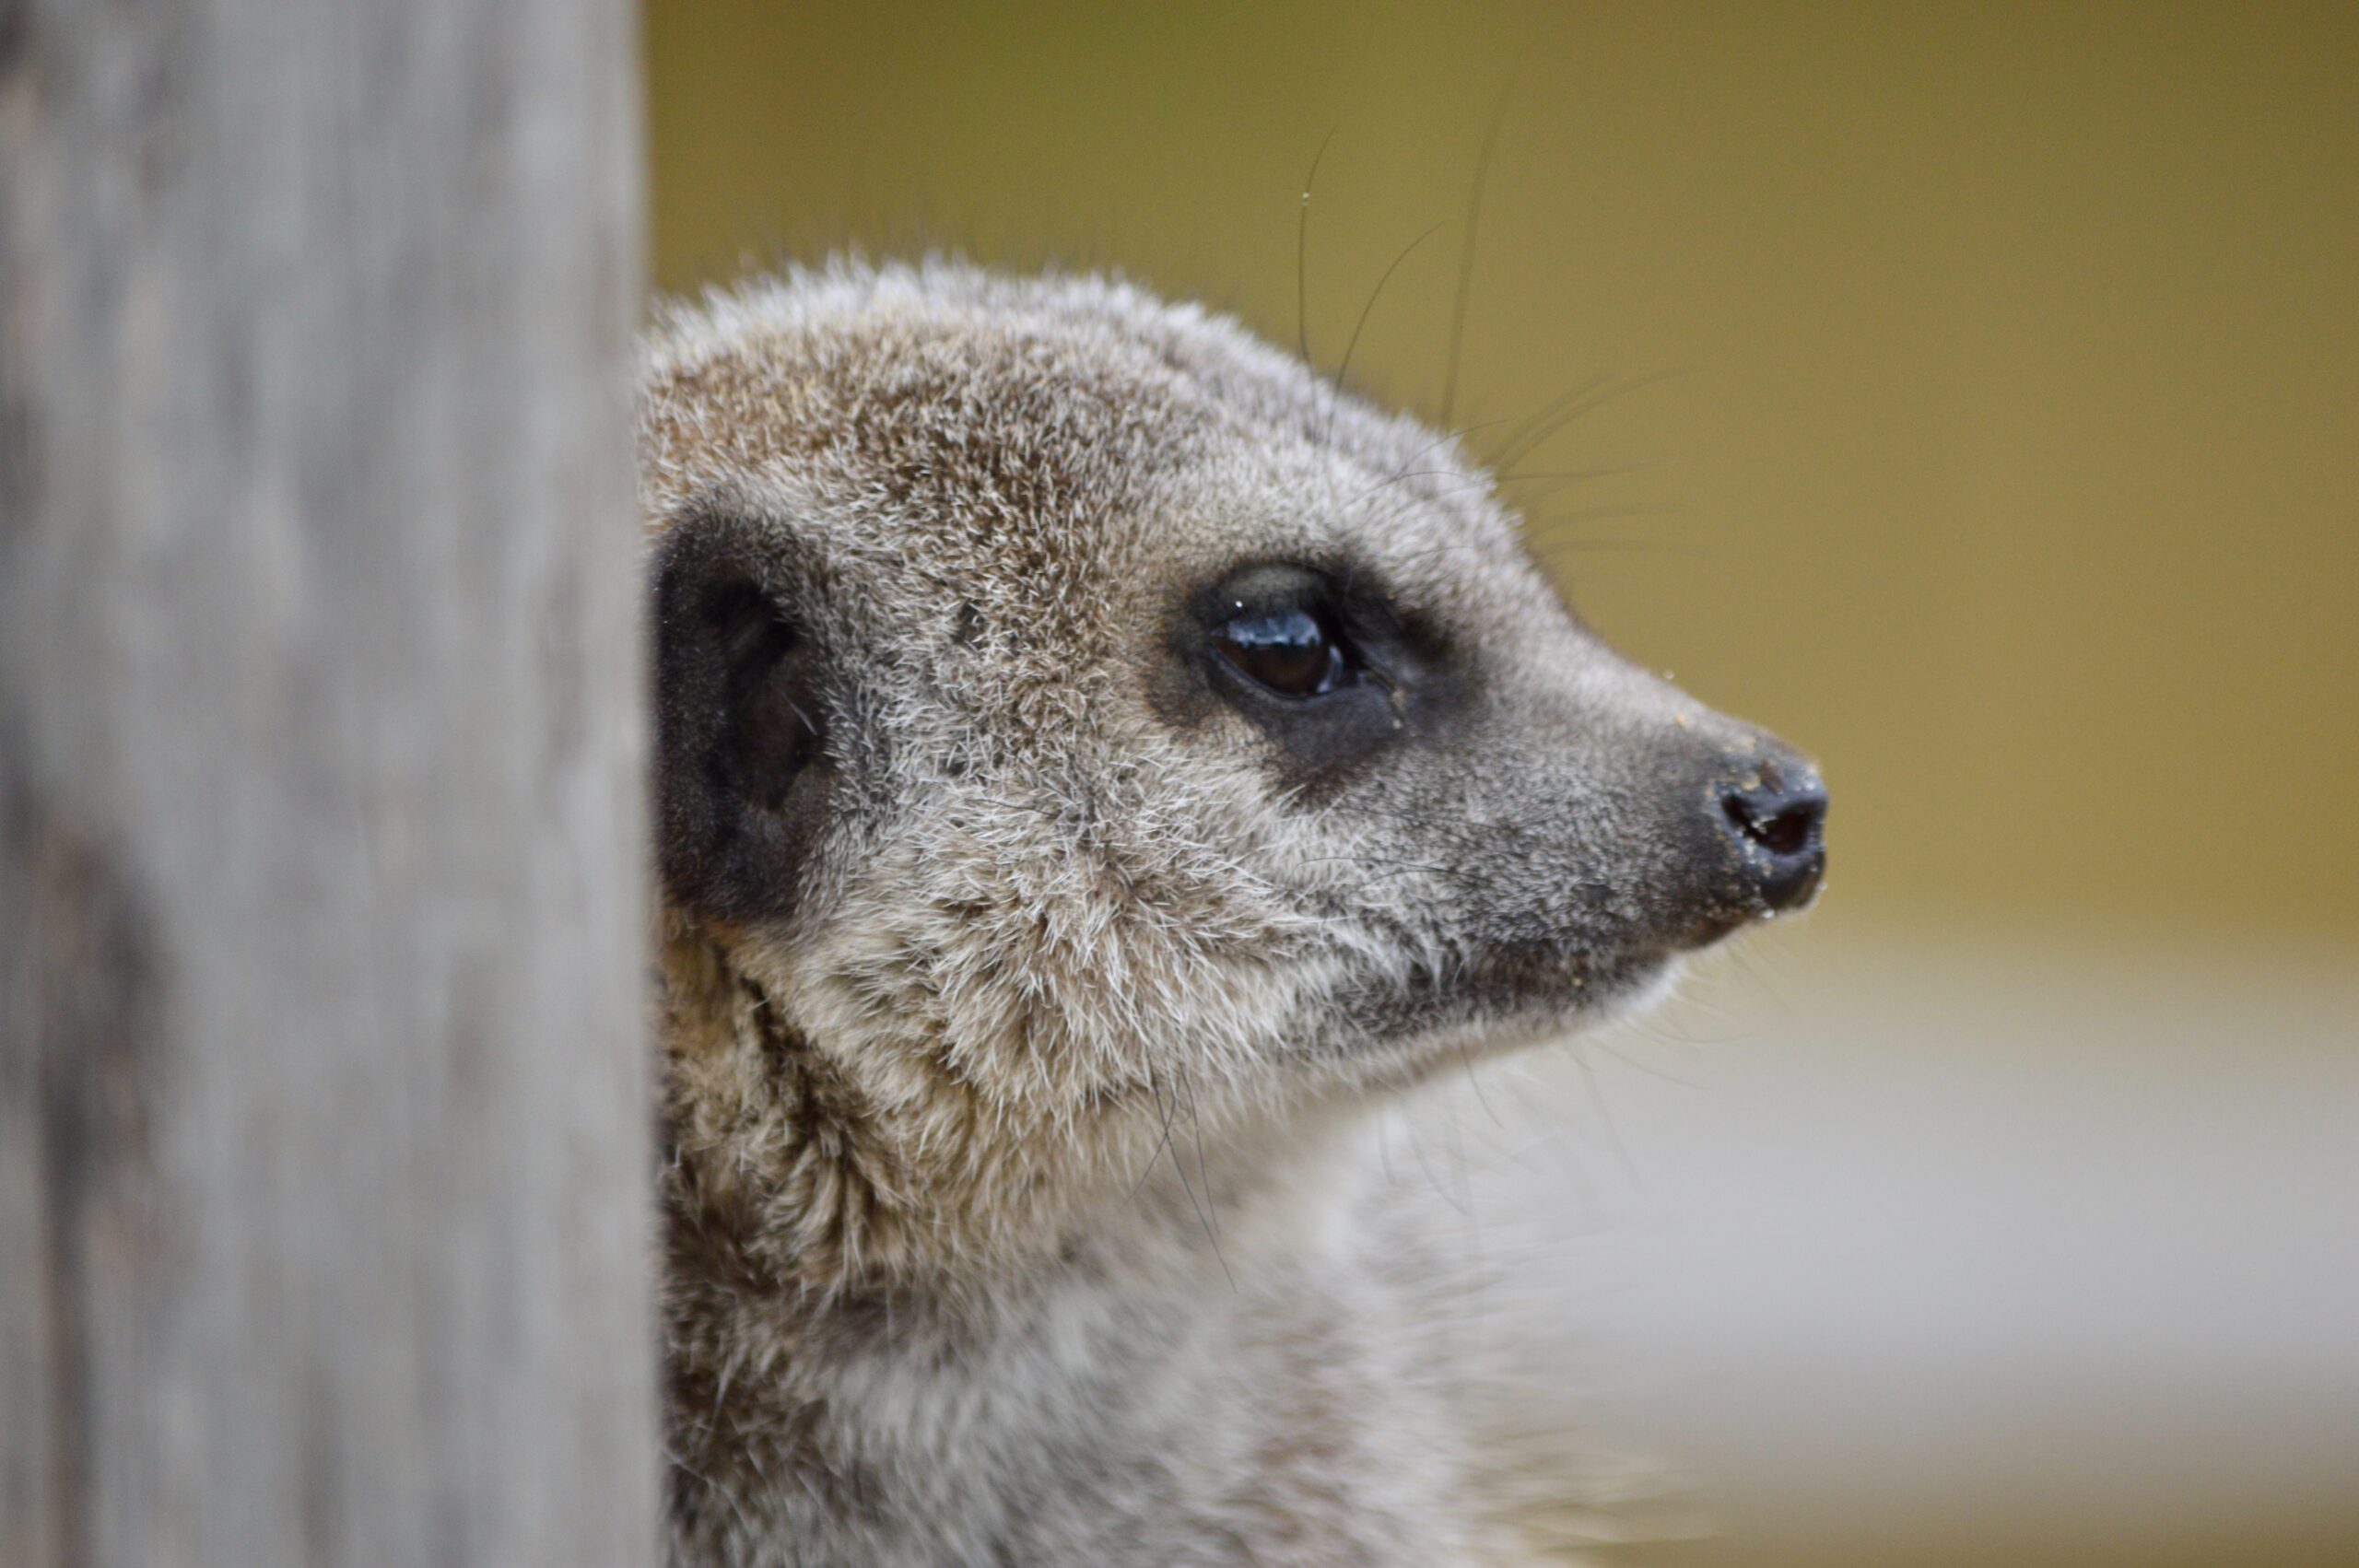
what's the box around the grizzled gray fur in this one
[639,260,1825,1566]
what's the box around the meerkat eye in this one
[1215,604,1353,697]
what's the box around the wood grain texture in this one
[0,2,656,1563]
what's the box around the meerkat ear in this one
[651,522,832,921]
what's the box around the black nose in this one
[1718,761,1827,913]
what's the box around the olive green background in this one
[642,7,2359,1562]
[647,0,2358,950]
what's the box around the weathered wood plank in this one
[0,2,656,1563]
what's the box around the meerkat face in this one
[641,262,1823,1279]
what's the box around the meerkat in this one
[640,258,1826,1567]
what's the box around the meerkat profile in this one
[640,259,1825,1566]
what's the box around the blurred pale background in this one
[645,4,2357,1562]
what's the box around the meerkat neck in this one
[657,1059,1484,1566]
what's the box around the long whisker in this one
[1439,76,1518,427]
[1521,501,1690,555]
[1327,221,1448,447]
[1149,1066,1235,1289]
[1329,415,1526,521]
[1490,366,1701,476]
[1179,1068,1221,1241]
[1297,123,1341,370]
[1483,372,1615,475]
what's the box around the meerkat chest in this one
[672,1243,1500,1567]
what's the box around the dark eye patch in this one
[1180,561,1458,789]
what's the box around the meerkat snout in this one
[641,260,1825,1566]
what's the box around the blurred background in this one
[645,4,2357,1562]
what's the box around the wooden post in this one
[0,3,656,1564]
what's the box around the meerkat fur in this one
[640,259,1825,1566]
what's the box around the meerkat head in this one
[641,260,1825,1294]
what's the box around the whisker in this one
[1297,123,1341,370]
[1327,221,1448,447]
[1583,1036,1709,1091]
[1496,459,1661,486]
[1457,1041,1505,1129]
[1404,1107,1473,1218]
[1439,76,1518,427]
[1179,1067,1221,1241]
[1121,1064,1186,1210]
[1150,1067,1236,1290]
[1568,1044,1647,1193]
[1521,501,1689,550]
[1484,372,1615,475]
[1490,366,1702,475]
[1330,415,1525,517]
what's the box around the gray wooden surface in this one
[1,2,656,1563]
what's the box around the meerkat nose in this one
[1717,757,1829,914]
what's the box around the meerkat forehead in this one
[639,260,1547,660]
